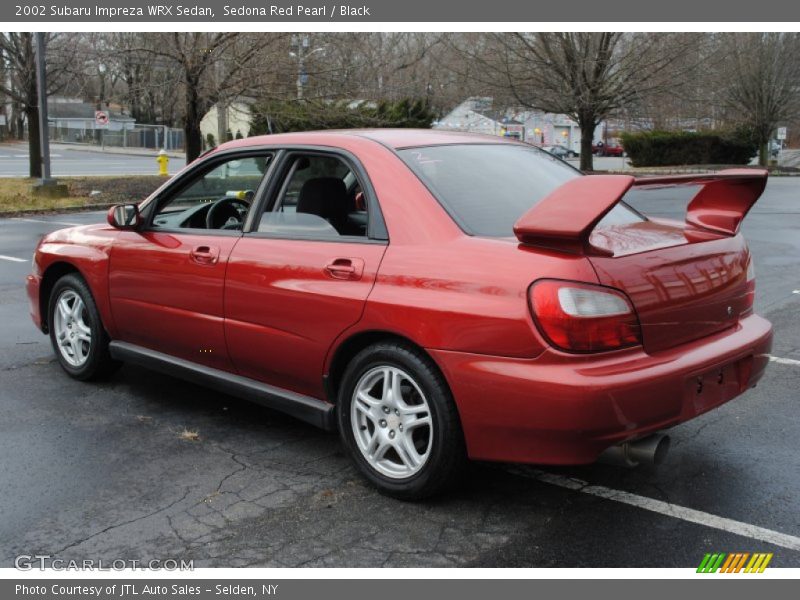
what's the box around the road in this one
[0,180,798,568]
[0,143,186,177]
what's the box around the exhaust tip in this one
[628,433,671,466]
[652,435,670,465]
[598,433,671,468]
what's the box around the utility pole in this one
[34,32,54,185]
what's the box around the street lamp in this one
[290,35,326,100]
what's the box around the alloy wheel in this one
[350,365,433,479]
[53,289,92,367]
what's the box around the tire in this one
[337,342,467,500]
[48,273,120,381]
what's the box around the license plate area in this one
[684,356,753,415]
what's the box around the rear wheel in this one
[48,273,119,380]
[337,342,467,500]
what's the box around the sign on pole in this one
[777,127,787,140]
[95,110,109,127]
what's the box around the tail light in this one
[743,255,755,315]
[529,279,642,353]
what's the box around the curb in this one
[49,143,185,159]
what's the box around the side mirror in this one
[107,204,141,229]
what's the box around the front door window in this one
[152,154,272,231]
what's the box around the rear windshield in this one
[399,144,642,236]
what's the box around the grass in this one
[0,176,165,215]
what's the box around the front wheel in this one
[48,273,120,381]
[337,342,467,500]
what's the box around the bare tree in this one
[124,33,287,161]
[720,33,800,166]
[0,33,37,166]
[452,33,700,170]
[0,33,74,177]
[290,33,444,104]
[620,34,721,132]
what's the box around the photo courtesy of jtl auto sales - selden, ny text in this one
[0,0,799,597]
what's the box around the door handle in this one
[190,245,219,265]
[324,258,364,280]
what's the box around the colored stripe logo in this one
[697,552,773,573]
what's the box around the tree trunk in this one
[184,89,203,163]
[15,114,25,140]
[12,101,25,139]
[758,142,768,167]
[579,117,596,171]
[26,105,42,179]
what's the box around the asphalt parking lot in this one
[0,179,798,568]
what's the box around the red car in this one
[593,143,625,157]
[26,130,772,499]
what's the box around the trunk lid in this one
[512,169,766,354]
[588,219,751,353]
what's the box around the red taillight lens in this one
[529,279,642,353]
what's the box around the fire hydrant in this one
[156,149,169,177]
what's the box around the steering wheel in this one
[205,197,250,230]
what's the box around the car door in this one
[109,151,274,371]
[224,150,389,399]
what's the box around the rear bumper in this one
[26,273,43,331]
[430,314,773,465]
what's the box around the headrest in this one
[297,178,348,221]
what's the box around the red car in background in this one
[593,143,625,157]
[26,130,772,499]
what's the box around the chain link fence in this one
[48,122,184,152]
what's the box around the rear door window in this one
[258,154,369,239]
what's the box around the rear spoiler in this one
[513,169,768,255]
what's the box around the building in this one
[434,97,604,153]
[48,97,135,143]
[433,97,525,139]
[200,101,252,147]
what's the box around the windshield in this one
[399,144,580,236]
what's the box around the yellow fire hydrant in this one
[156,149,169,177]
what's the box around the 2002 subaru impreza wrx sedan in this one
[26,130,773,499]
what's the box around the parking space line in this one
[0,254,27,263]
[510,468,800,551]
[769,355,800,366]
[10,217,83,227]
